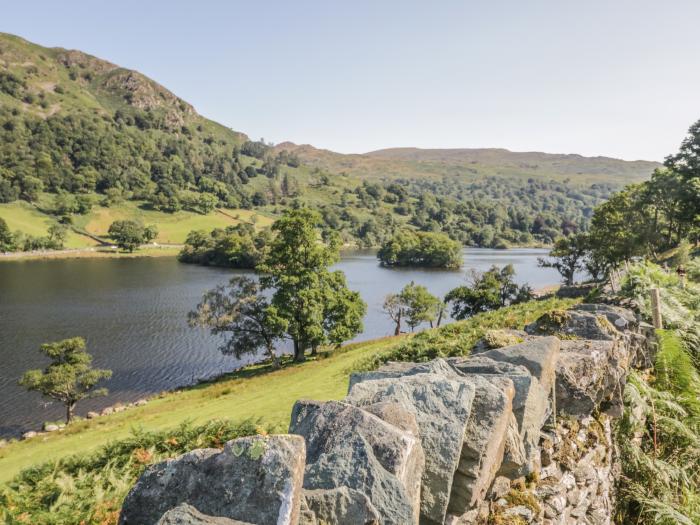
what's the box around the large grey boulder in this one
[302,488,380,525]
[289,400,423,524]
[157,504,251,525]
[449,356,549,476]
[346,373,475,524]
[448,374,515,514]
[557,339,632,416]
[119,435,305,525]
[573,304,638,331]
[475,337,560,395]
[347,358,457,392]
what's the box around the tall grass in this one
[615,257,700,524]
[0,419,261,525]
[353,296,579,371]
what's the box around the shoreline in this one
[0,244,182,262]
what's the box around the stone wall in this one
[118,303,655,525]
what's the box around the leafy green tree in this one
[108,220,156,252]
[383,281,442,334]
[378,230,462,268]
[445,265,533,319]
[189,277,286,368]
[47,222,68,249]
[538,233,588,285]
[257,208,366,361]
[0,217,15,252]
[179,223,270,268]
[401,281,441,331]
[19,337,112,424]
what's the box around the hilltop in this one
[274,143,659,184]
[0,32,661,249]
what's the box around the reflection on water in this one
[0,248,560,436]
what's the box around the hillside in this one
[0,32,661,249]
[274,143,660,184]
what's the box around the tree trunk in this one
[293,339,305,362]
[393,313,401,336]
[310,345,318,356]
[267,344,280,369]
[436,309,444,328]
[66,402,75,425]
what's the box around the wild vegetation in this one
[0,296,573,524]
[0,33,658,254]
[615,260,700,524]
[190,208,366,363]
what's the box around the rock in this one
[504,504,534,522]
[475,337,560,394]
[556,339,632,416]
[573,303,637,330]
[449,356,549,476]
[289,400,422,524]
[113,404,127,413]
[346,373,475,524]
[0,439,7,449]
[86,411,99,419]
[526,310,618,341]
[448,375,515,513]
[101,406,114,416]
[43,424,60,432]
[347,358,457,392]
[119,434,306,525]
[22,431,37,440]
[156,504,250,525]
[488,476,512,500]
[303,488,380,525]
[471,329,529,354]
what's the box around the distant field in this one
[0,196,276,249]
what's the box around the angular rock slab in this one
[348,358,457,392]
[557,339,631,416]
[157,504,252,525]
[449,356,548,477]
[476,336,560,395]
[289,400,423,524]
[347,372,475,524]
[526,310,619,341]
[448,374,515,514]
[302,487,381,525]
[573,303,637,331]
[119,435,305,525]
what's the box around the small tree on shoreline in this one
[19,337,112,424]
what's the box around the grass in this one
[0,195,276,253]
[0,297,574,487]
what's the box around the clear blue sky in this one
[3,1,700,161]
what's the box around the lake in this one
[0,248,560,437]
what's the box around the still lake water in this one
[0,248,559,437]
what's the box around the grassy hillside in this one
[0,296,574,486]
[0,194,274,250]
[275,143,660,185]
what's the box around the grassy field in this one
[0,335,400,485]
[0,296,577,525]
[0,196,276,251]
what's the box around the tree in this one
[108,220,157,252]
[256,208,366,361]
[383,281,442,334]
[19,337,111,424]
[47,222,68,249]
[538,233,588,285]
[401,281,441,331]
[378,230,462,269]
[189,277,286,368]
[445,265,533,320]
[0,217,15,252]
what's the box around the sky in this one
[3,1,700,162]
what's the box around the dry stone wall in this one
[119,303,655,525]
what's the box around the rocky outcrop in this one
[120,303,652,524]
[119,435,306,525]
